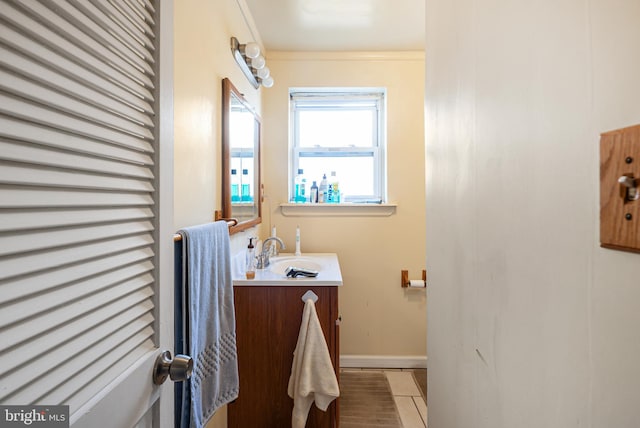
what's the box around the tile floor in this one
[342,369,427,428]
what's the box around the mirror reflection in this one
[222,78,261,233]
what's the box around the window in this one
[290,88,386,203]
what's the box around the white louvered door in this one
[0,1,174,427]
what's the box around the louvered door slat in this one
[0,186,154,208]
[0,94,154,152]
[0,117,154,164]
[0,221,154,256]
[45,0,155,74]
[63,339,156,411]
[0,207,154,232]
[139,0,156,14]
[43,333,155,406]
[0,234,154,280]
[69,0,155,63]
[100,0,155,42]
[2,313,155,396]
[11,326,154,405]
[1,252,153,304]
[0,26,154,112]
[0,70,152,139]
[1,300,154,381]
[0,0,161,417]
[0,69,152,138]
[0,140,154,178]
[2,262,154,324]
[0,47,154,127]
[1,2,154,98]
[0,163,153,192]
[0,276,154,351]
[91,0,153,45]
[12,1,154,88]
[83,0,156,52]
[122,0,156,27]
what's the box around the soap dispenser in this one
[245,237,256,279]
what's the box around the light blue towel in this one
[178,221,239,428]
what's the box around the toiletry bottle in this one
[231,169,240,202]
[241,169,251,202]
[310,180,318,203]
[270,226,279,257]
[245,237,256,279]
[295,226,301,256]
[329,171,340,203]
[294,168,307,203]
[318,173,328,203]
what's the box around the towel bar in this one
[173,219,238,241]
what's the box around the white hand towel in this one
[287,299,340,428]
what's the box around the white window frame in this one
[289,88,387,203]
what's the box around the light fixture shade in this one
[244,42,260,59]
[257,66,270,79]
[231,37,273,89]
[251,55,266,69]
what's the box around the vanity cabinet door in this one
[229,286,339,428]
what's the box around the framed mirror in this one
[221,78,262,233]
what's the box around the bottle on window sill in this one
[328,171,340,203]
[293,168,307,203]
[318,173,328,203]
[310,181,318,203]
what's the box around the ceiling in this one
[242,0,425,52]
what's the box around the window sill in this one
[279,202,397,217]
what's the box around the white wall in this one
[425,0,640,427]
[261,52,427,361]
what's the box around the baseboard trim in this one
[340,355,427,369]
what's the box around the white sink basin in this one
[232,253,343,286]
[269,257,322,276]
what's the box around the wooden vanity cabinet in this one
[228,285,340,428]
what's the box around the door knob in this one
[153,350,193,385]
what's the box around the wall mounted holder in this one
[600,124,640,253]
[302,290,318,303]
[401,270,427,288]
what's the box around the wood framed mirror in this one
[221,78,262,233]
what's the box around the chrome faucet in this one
[256,236,285,269]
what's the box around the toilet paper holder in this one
[401,270,427,288]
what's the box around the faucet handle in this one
[255,253,266,269]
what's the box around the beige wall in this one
[175,3,427,426]
[426,0,640,426]
[174,0,263,426]
[174,0,263,241]
[262,52,427,359]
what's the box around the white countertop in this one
[232,253,343,286]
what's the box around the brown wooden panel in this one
[229,286,339,428]
[600,124,640,253]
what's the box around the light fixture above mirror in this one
[230,37,274,89]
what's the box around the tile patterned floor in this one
[341,369,427,428]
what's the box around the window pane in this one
[299,156,375,198]
[230,110,256,149]
[298,109,374,148]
